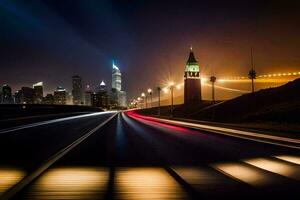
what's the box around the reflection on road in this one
[0,168,25,195]
[116,167,186,200]
[276,155,300,165]
[26,167,109,200]
[244,158,300,180]
[1,155,300,199]
[213,162,274,187]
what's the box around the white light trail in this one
[0,111,118,134]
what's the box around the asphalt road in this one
[1,111,300,200]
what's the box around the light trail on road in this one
[0,111,117,134]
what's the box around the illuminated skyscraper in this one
[111,62,127,107]
[184,47,202,104]
[112,62,122,91]
[72,75,83,105]
[33,82,43,104]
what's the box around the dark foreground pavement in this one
[0,111,300,200]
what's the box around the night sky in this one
[1,0,300,99]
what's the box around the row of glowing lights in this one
[219,71,300,81]
[130,71,300,105]
[131,82,182,105]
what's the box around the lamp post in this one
[157,87,161,116]
[210,75,216,103]
[137,97,141,108]
[169,82,175,118]
[141,93,146,108]
[147,88,152,108]
[249,47,257,93]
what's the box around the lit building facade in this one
[112,62,122,91]
[184,47,202,104]
[33,82,44,104]
[54,86,66,105]
[72,75,83,105]
[43,94,54,104]
[111,62,127,107]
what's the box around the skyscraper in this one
[184,47,202,104]
[33,82,43,104]
[84,85,92,106]
[111,62,127,107]
[112,62,122,91]
[2,84,13,104]
[72,75,83,105]
[54,86,66,105]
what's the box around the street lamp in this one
[157,87,161,116]
[137,97,142,108]
[147,88,152,108]
[141,93,146,108]
[210,75,216,103]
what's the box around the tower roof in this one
[100,80,106,86]
[187,47,197,63]
[112,60,120,71]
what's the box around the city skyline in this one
[1,1,300,100]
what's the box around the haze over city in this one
[1,0,300,99]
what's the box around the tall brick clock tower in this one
[184,47,202,104]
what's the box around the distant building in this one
[184,47,202,104]
[14,90,21,104]
[43,94,54,104]
[92,81,109,108]
[2,84,13,104]
[33,82,44,104]
[66,92,73,105]
[112,62,122,91]
[118,91,127,108]
[84,85,92,106]
[85,91,92,106]
[111,62,127,107]
[98,80,106,92]
[54,86,66,105]
[72,75,83,105]
[18,87,35,104]
[110,88,119,108]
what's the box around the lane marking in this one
[0,111,117,135]
[126,112,300,149]
[0,112,118,200]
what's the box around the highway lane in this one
[0,112,92,130]
[8,111,300,200]
[0,111,116,172]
